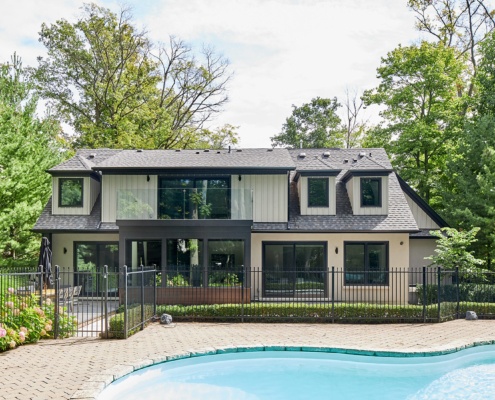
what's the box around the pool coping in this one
[71,339,495,399]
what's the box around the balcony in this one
[117,188,253,220]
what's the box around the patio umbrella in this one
[38,237,53,289]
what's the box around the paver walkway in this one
[1,320,495,400]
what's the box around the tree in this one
[35,3,231,150]
[363,41,466,205]
[271,97,344,148]
[0,55,64,268]
[341,88,368,148]
[408,0,495,99]
[440,31,495,267]
[427,227,485,275]
[194,124,240,150]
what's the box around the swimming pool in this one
[98,345,495,399]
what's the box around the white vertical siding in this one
[349,175,389,215]
[404,193,440,229]
[231,174,287,222]
[299,176,336,215]
[346,178,354,212]
[52,176,91,215]
[102,175,158,223]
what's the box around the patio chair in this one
[72,285,82,308]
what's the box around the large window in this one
[308,178,329,207]
[59,178,83,207]
[208,240,245,287]
[263,242,326,297]
[167,239,204,286]
[360,178,381,207]
[159,177,230,219]
[75,242,119,295]
[344,242,388,285]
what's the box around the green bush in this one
[108,304,154,339]
[417,283,495,304]
[0,287,57,352]
[156,302,457,323]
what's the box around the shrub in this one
[156,302,456,323]
[108,304,154,339]
[0,287,53,352]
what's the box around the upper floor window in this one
[158,177,230,219]
[361,178,381,207]
[59,178,83,207]
[308,178,329,207]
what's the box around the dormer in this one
[48,152,102,216]
[294,170,340,215]
[342,170,391,215]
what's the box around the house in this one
[33,147,447,303]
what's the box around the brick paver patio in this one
[1,320,495,399]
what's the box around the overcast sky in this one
[0,0,421,147]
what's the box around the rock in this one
[160,313,173,324]
[466,311,478,320]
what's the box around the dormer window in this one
[59,178,84,207]
[361,178,381,207]
[308,178,329,208]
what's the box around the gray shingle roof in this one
[33,197,118,232]
[92,148,295,170]
[289,148,392,172]
[48,149,123,173]
[40,148,422,233]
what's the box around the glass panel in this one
[308,178,329,207]
[75,243,119,295]
[367,244,387,284]
[295,244,325,295]
[159,178,230,219]
[126,240,161,287]
[59,178,83,207]
[166,239,203,287]
[361,178,380,207]
[345,244,365,284]
[208,240,244,286]
[264,244,294,296]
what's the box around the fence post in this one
[330,267,334,323]
[422,266,426,323]
[38,265,43,308]
[123,265,128,340]
[437,266,441,322]
[153,265,157,318]
[241,265,245,323]
[455,267,460,319]
[140,265,145,331]
[103,265,108,338]
[54,265,60,339]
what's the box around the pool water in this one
[98,345,495,400]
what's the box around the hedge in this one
[156,302,462,323]
[108,304,154,339]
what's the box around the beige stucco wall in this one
[51,233,119,271]
[251,232,410,303]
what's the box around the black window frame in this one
[307,177,329,208]
[360,177,382,207]
[59,178,84,208]
[344,241,389,286]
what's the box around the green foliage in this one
[167,274,189,287]
[427,227,485,274]
[363,41,466,205]
[108,304,154,339]
[0,55,65,268]
[35,3,231,150]
[208,271,240,286]
[0,286,71,352]
[271,97,344,148]
[156,302,455,323]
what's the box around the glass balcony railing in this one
[117,188,253,220]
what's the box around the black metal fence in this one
[0,265,156,339]
[2,265,495,340]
